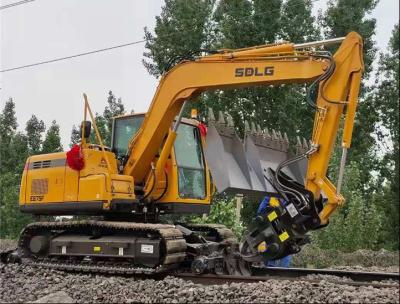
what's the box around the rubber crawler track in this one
[18,220,187,273]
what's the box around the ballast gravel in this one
[0,263,399,303]
[1,239,399,303]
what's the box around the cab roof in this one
[113,112,200,126]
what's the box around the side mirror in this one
[80,121,91,139]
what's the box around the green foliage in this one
[0,100,33,238]
[0,99,64,239]
[0,99,18,175]
[322,0,378,76]
[369,24,399,249]
[70,125,81,147]
[292,244,399,268]
[0,173,32,239]
[312,163,384,251]
[88,113,107,145]
[142,0,319,142]
[191,197,245,239]
[0,98,17,139]
[25,115,45,155]
[280,0,320,42]
[321,0,380,191]
[42,120,63,154]
[202,0,318,142]
[10,132,30,174]
[102,91,125,146]
[143,0,214,77]
[213,0,259,48]
[70,91,125,147]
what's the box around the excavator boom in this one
[124,32,363,225]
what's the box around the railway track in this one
[27,261,399,288]
[173,267,399,289]
[251,266,400,282]
[1,249,399,289]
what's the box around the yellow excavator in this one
[9,32,363,275]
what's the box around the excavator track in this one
[17,220,187,275]
[178,223,237,243]
[25,259,164,275]
[1,221,246,276]
[25,224,239,276]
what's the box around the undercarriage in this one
[10,220,252,276]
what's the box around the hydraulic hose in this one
[152,170,169,202]
[272,146,318,210]
[305,52,336,110]
[141,163,156,201]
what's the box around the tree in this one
[0,173,32,239]
[143,0,214,78]
[253,0,283,44]
[375,23,399,195]
[89,113,107,145]
[322,0,378,76]
[25,115,45,155]
[9,132,29,174]
[322,0,379,191]
[0,98,18,174]
[212,0,258,49]
[0,99,32,238]
[371,24,399,249]
[280,0,320,42]
[42,120,63,153]
[143,0,320,139]
[70,125,81,147]
[89,91,125,146]
[192,197,245,238]
[0,98,17,141]
[202,0,319,153]
[102,91,125,146]
[313,162,383,251]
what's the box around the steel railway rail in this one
[173,267,400,289]
[251,266,400,282]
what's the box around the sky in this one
[0,0,399,149]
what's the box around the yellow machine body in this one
[19,149,133,214]
[19,117,212,215]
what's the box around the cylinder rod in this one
[294,37,345,49]
[336,147,348,194]
[173,100,188,132]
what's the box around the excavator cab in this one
[111,113,211,214]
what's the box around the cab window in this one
[112,115,144,158]
[174,124,206,199]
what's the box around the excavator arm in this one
[124,32,363,224]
